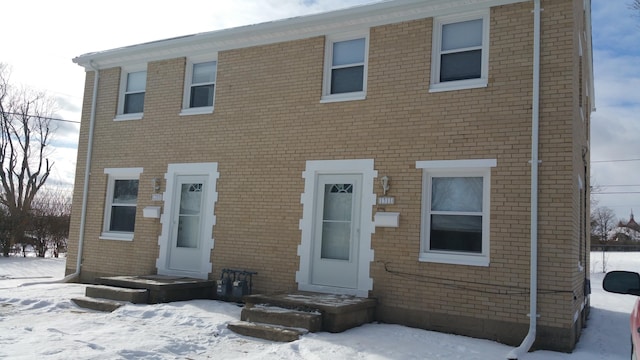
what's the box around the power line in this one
[592,192,640,195]
[592,158,640,163]
[3,112,80,124]
[598,184,640,187]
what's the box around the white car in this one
[603,271,640,360]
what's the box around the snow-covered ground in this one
[0,252,637,360]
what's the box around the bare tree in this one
[590,206,616,242]
[0,63,55,256]
[590,206,617,273]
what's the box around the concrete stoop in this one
[227,292,376,342]
[227,321,308,342]
[70,296,127,312]
[241,305,322,332]
[86,285,149,303]
[71,275,216,312]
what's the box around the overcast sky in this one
[2,0,639,221]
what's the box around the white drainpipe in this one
[62,62,99,283]
[507,0,541,358]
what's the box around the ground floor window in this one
[100,167,143,241]
[416,159,496,266]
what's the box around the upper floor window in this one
[116,67,146,121]
[430,11,489,92]
[181,59,217,115]
[321,33,368,103]
[100,167,143,241]
[416,159,496,266]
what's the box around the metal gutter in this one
[62,62,99,283]
[507,0,541,358]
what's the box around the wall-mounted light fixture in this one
[381,176,390,195]
[378,176,395,205]
[152,178,161,193]
[378,175,396,205]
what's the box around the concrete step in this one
[244,293,376,333]
[96,275,216,303]
[227,321,307,342]
[85,285,149,304]
[71,296,126,312]
[241,305,322,332]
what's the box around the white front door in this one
[311,174,362,288]
[168,175,207,272]
[156,163,218,280]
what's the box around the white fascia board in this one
[73,0,529,70]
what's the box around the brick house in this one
[69,0,594,353]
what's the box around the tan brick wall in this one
[66,0,589,351]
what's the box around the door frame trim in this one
[296,159,377,297]
[156,162,219,279]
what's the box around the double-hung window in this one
[181,59,217,115]
[116,67,147,120]
[416,159,496,266]
[322,33,368,102]
[101,168,143,241]
[430,11,489,92]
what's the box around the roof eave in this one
[72,0,529,70]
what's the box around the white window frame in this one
[115,65,147,121]
[416,159,496,266]
[100,167,143,241]
[321,31,369,103]
[430,11,490,93]
[180,55,218,116]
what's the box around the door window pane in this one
[320,183,353,260]
[176,183,203,248]
[179,183,202,214]
[323,184,353,221]
[321,222,350,260]
[177,216,200,248]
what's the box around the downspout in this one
[62,61,99,283]
[507,0,541,358]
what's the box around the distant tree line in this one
[0,190,70,257]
